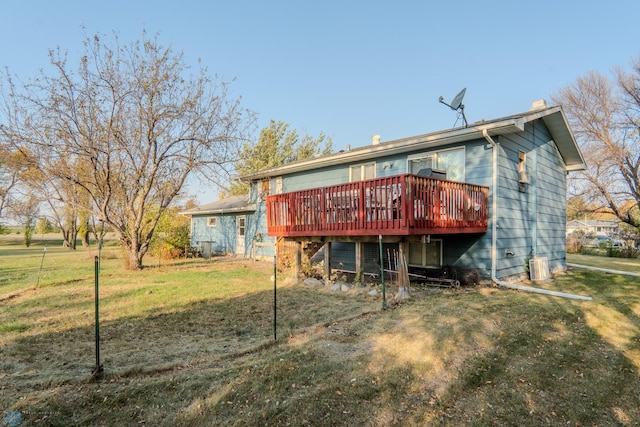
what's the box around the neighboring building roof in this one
[567,219,620,228]
[240,104,586,182]
[180,194,256,216]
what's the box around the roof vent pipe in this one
[371,134,381,145]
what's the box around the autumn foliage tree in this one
[552,57,640,229]
[228,120,333,196]
[11,195,39,247]
[0,30,254,268]
[0,145,29,221]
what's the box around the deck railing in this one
[266,174,488,237]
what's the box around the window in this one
[408,239,442,268]
[408,147,465,181]
[274,176,283,194]
[259,179,270,199]
[237,216,246,236]
[207,217,218,227]
[518,150,529,191]
[349,162,376,182]
[518,151,526,174]
[408,155,434,174]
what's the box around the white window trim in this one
[274,176,283,194]
[349,162,376,182]
[207,217,218,227]
[237,215,246,236]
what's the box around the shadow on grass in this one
[173,287,640,426]
[3,272,640,426]
[0,283,378,425]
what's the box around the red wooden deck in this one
[266,174,489,238]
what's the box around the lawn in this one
[1,238,640,426]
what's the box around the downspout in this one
[567,263,640,278]
[482,130,592,301]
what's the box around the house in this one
[181,194,257,258]
[566,219,620,236]
[185,100,585,283]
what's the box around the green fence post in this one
[93,256,104,377]
[273,255,277,341]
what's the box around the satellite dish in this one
[439,87,468,127]
[450,88,466,110]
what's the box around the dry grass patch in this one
[3,243,640,425]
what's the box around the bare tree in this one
[552,60,640,229]
[0,30,255,268]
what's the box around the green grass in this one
[567,252,640,273]
[2,236,640,426]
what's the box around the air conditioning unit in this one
[529,257,549,281]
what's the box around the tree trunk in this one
[123,235,145,270]
[128,249,143,270]
[82,231,90,248]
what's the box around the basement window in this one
[408,239,442,268]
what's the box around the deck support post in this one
[355,241,364,282]
[398,241,409,291]
[324,242,332,280]
[295,241,302,278]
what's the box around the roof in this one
[180,194,256,216]
[567,219,620,227]
[240,104,586,182]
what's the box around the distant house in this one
[566,219,619,236]
[185,101,585,282]
[181,195,257,258]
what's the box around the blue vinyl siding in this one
[281,164,349,192]
[278,141,490,193]
[191,215,238,253]
[437,139,493,275]
[190,211,273,258]
[249,117,569,278]
[442,234,491,274]
[464,140,493,186]
[248,201,275,258]
[535,134,567,272]
[493,121,567,278]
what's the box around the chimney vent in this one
[530,99,548,111]
[371,134,381,145]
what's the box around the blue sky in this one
[1,1,639,202]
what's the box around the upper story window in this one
[518,151,529,192]
[207,217,218,227]
[259,179,270,199]
[408,147,465,181]
[349,162,376,182]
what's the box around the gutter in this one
[179,205,257,216]
[241,119,526,182]
[482,130,592,301]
